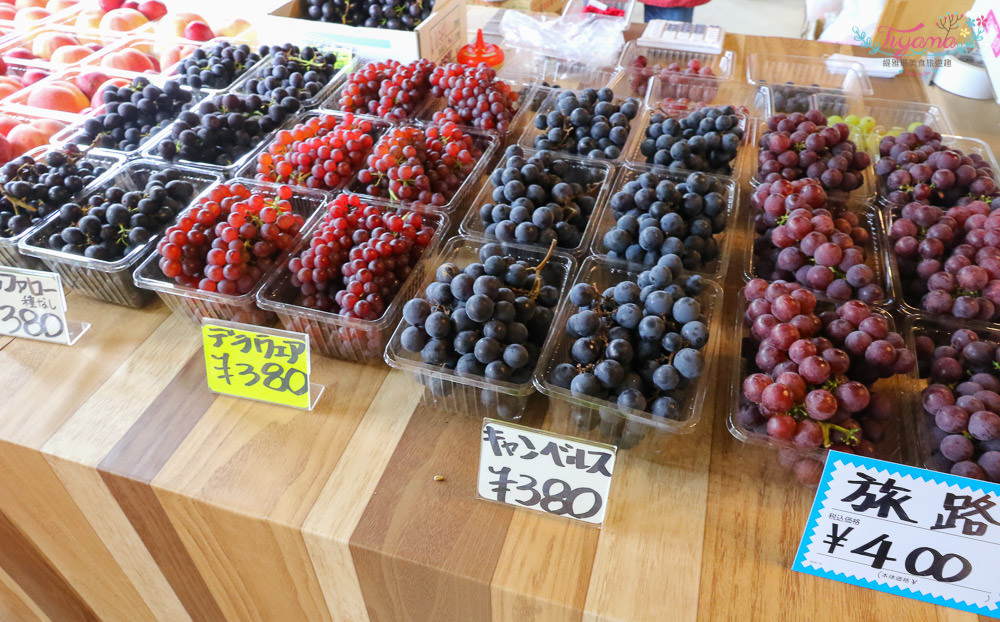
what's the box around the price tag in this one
[478,419,616,525]
[201,319,323,410]
[0,266,88,345]
[794,451,1000,617]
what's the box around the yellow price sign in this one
[201,319,315,410]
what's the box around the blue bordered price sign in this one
[794,451,1000,617]
[0,266,89,345]
[478,419,616,525]
[201,319,324,410]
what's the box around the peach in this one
[74,69,108,97]
[98,0,122,9]
[50,44,94,66]
[30,117,66,135]
[0,5,14,19]
[182,20,213,41]
[89,75,128,108]
[27,81,89,113]
[21,68,47,85]
[218,18,253,38]
[0,79,19,99]
[75,8,102,31]
[160,44,194,70]
[12,6,50,27]
[99,7,148,32]
[155,11,204,39]
[15,0,46,8]
[100,48,154,72]
[45,0,78,10]
[7,124,48,156]
[0,134,12,166]
[137,0,164,20]
[31,32,80,60]
[0,116,19,136]
[4,47,34,60]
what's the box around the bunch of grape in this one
[768,84,815,114]
[355,121,482,207]
[34,169,195,261]
[429,62,518,132]
[751,193,882,302]
[736,279,916,483]
[303,0,434,30]
[0,147,112,238]
[75,77,193,151]
[241,45,341,103]
[756,110,870,192]
[156,183,306,294]
[890,199,1000,321]
[253,113,378,190]
[287,193,435,320]
[637,105,743,173]
[915,327,1000,481]
[602,170,727,271]
[875,124,998,206]
[750,177,829,226]
[399,241,563,386]
[157,93,298,167]
[531,88,641,160]
[173,42,262,90]
[477,146,600,249]
[550,268,709,418]
[626,56,716,98]
[337,59,435,122]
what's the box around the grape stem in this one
[819,421,860,447]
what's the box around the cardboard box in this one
[467,0,567,14]
[264,0,466,62]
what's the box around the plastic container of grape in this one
[516,88,646,165]
[385,234,577,420]
[588,161,738,281]
[534,255,723,448]
[808,93,953,153]
[412,77,543,140]
[347,121,500,216]
[256,199,450,363]
[904,312,1000,482]
[140,106,309,179]
[874,133,1000,207]
[457,148,615,258]
[160,40,270,97]
[0,147,125,271]
[132,179,329,323]
[612,42,736,99]
[18,160,221,308]
[50,75,205,158]
[726,293,920,469]
[746,53,873,95]
[744,202,896,307]
[233,110,392,191]
[228,44,354,111]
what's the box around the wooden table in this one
[1,33,998,622]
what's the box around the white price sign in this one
[794,452,1000,617]
[478,419,616,525]
[0,266,86,345]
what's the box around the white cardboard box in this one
[263,0,467,62]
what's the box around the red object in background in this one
[582,4,625,16]
[457,29,504,70]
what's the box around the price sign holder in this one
[477,418,617,525]
[794,451,1000,618]
[201,318,324,410]
[0,266,88,345]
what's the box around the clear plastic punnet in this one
[534,255,723,452]
[18,160,221,308]
[0,146,125,270]
[588,161,739,281]
[229,43,353,110]
[746,53,873,94]
[458,147,615,258]
[256,198,449,363]
[613,41,736,99]
[385,235,577,420]
[133,180,330,323]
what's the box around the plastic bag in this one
[499,10,625,67]
[819,0,886,46]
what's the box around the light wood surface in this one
[0,32,998,622]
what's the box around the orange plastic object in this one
[457,29,504,70]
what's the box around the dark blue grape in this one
[674,348,704,379]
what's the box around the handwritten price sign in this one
[201,319,320,410]
[0,266,80,345]
[478,419,616,525]
[794,452,1000,618]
